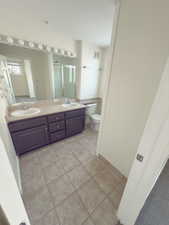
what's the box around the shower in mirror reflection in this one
[53,60,76,99]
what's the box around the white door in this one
[117,57,169,225]
[0,137,30,225]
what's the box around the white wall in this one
[0,43,52,100]
[98,0,169,177]
[98,47,109,99]
[76,40,102,100]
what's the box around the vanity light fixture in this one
[7,37,14,44]
[60,49,65,55]
[29,42,34,48]
[71,52,76,58]
[67,51,72,57]
[46,46,51,52]
[38,44,43,50]
[18,39,24,46]
[0,34,77,58]
[54,48,59,54]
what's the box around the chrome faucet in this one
[64,98,71,104]
[22,102,29,110]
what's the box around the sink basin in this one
[11,108,40,117]
[62,102,81,107]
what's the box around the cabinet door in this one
[11,125,49,155]
[66,116,85,137]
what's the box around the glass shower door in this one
[53,62,63,98]
[0,55,15,104]
[63,65,76,98]
[53,62,76,99]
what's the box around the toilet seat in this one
[91,114,101,122]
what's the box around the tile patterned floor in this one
[20,129,126,225]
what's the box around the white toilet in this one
[85,103,101,131]
[90,114,101,131]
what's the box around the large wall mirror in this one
[0,42,77,104]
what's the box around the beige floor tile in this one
[77,137,96,151]
[25,186,53,222]
[83,157,107,176]
[20,150,39,168]
[108,190,123,209]
[55,142,75,156]
[94,169,120,194]
[108,165,126,184]
[56,192,88,225]
[20,129,125,225]
[78,179,106,214]
[91,198,117,225]
[115,180,126,195]
[73,146,95,163]
[63,142,82,154]
[38,147,58,168]
[43,161,65,184]
[21,163,43,184]
[22,174,46,199]
[67,164,91,189]
[32,209,60,225]
[82,218,95,225]
[49,141,65,151]
[48,174,75,206]
[60,153,80,172]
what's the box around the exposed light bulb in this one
[38,44,43,50]
[18,39,24,46]
[7,37,14,44]
[46,46,51,52]
[29,42,34,48]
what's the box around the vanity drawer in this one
[49,121,65,132]
[8,117,47,132]
[65,109,85,119]
[50,130,65,143]
[48,113,64,123]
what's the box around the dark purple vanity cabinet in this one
[11,125,49,155]
[8,116,49,155]
[8,108,85,155]
[65,109,85,137]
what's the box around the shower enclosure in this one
[53,62,76,99]
[0,55,15,104]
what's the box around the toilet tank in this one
[86,103,97,115]
[85,103,97,126]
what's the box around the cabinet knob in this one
[56,117,59,120]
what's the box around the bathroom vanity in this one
[7,103,86,155]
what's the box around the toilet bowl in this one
[90,114,101,131]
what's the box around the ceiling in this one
[0,0,115,46]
